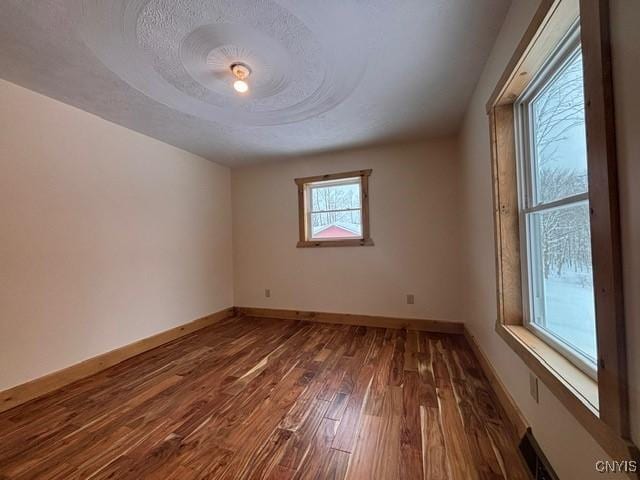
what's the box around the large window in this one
[515,26,597,377]
[487,0,630,457]
[295,170,373,247]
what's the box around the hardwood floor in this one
[0,316,530,479]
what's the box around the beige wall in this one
[610,0,640,448]
[0,79,233,391]
[232,139,465,323]
[458,0,639,478]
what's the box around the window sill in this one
[497,323,598,414]
[296,238,374,248]
[496,323,639,467]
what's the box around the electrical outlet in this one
[265,288,271,298]
[406,294,414,305]
[529,373,539,403]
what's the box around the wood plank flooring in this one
[0,316,530,479]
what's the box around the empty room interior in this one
[1,0,638,479]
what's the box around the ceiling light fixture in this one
[230,62,251,94]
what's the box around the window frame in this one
[514,24,598,380]
[295,169,373,248]
[485,0,633,462]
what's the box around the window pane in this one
[311,211,362,239]
[528,202,596,360]
[532,52,588,204]
[311,182,361,212]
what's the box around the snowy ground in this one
[538,271,597,360]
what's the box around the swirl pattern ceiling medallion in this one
[78,0,367,126]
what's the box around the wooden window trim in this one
[488,0,637,465]
[295,169,373,248]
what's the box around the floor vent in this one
[519,428,559,480]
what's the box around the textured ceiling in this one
[0,0,510,166]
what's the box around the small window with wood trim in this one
[295,170,373,248]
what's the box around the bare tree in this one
[534,57,586,169]
[532,53,592,279]
[311,184,361,229]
